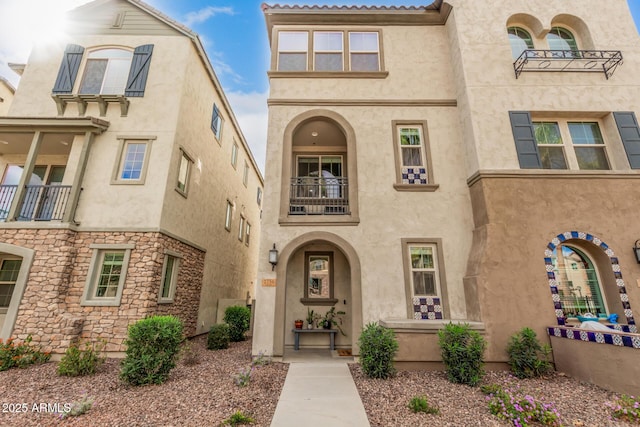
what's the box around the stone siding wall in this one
[2,229,204,353]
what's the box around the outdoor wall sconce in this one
[269,243,278,271]
[634,240,640,264]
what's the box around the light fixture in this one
[311,131,318,137]
[269,243,278,271]
[634,240,640,264]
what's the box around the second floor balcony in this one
[0,185,72,221]
[514,49,623,79]
[289,176,349,215]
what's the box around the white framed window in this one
[0,258,21,312]
[176,149,193,196]
[81,244,134,307]
[225,200,233,231]
[245,222,251,246]
[211,103,224,141]
[507,27,534,59]
[112,137,154,184]
[158,251,181,303]
[278,31,308,71]
[314,32,343,71]
[256,187,262,206]
[408,245,441,297]
[533,120,610,170]
[231,141,238,168]
[243,161,249,187]
[349,32,380,71]
[79,48,133,95]
[392,121,436,189]
[238,215,245,241]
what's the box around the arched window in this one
[79,48,133,95]
[546,27,578,52]
[507,27,534,59]
[552,244,607,317]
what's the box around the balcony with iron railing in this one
[0,184,72,222]
[514,49,623,79]
[289,177,349,215]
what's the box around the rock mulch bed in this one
[0,336,287,427]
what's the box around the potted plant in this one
[322,307,346,336]
[306,308,315,329]
[294,319,304,329]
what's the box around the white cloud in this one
[227,90,268,175]
[183,6,234,27]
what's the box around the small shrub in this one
[0,335,51,371]
[480,383,503,396]
[224,306,251,342]
[58,393,93,420]
[120,315,183,386]
[221,410,254,426]
[408,395,440,414]
[486,386,562,426]
[251,351,271,367]
[506,327,552,379]
[438,323,486,386]
[605,395,640,423]
[358,322,399,379]
[180,340,200,366]
[234,366,253,387]
[208,324,230,350]
[58,340,106,377]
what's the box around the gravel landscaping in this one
[350,365,636,427]
[0,336,287,427]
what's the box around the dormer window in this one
[79,49,133,95]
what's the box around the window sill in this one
[111,179,146,185]
[175,187,188,198]
[80,298,122,307]
[52,94,130,117]
[158,299,174,304]
[393,183,440,192]
[300,298,339,306]
[380,319,485,333]
[268,71,389,79]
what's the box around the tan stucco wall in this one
[550,336,640,395]
[0,80,13,116]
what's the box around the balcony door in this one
[0,165,66,221]
[296,155,343,198]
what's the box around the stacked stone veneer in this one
[2,229,204,353]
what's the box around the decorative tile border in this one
[402,167,427,185]
[412,297,443,320]
[544,231,635,326]
[547,326,640,349]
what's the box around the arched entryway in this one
[544,231,635,326]
[273,232,362,356]
[0,243,35,339]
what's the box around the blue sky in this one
[0,0,639,172]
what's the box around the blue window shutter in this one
[52,44,84,94]
[613,112,640,169]
[509,111,541,169]
[212,104,220,137]
[125,44,154,97]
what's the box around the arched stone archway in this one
[544,231,635,326]
[273,231,362,355]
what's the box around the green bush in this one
[58,340,106,377]
[120,316,183,386]
[208,324,230,350]
[438,323,486,386]
[358,322,398,379]
[0,335,50,371]
[408,395,440,414]
[224,306,251,342]
[221,410,254,426]
[506,327,552,379]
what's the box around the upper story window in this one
[547,27,578,52]
[176,149,193,196]
[276,30,380,72]
[349,32,379,71]
[112,136,155,185]
[211,103,224,141]
[391,121,438,192]
[79,49,133,95]
[507,27,534,59]
[243,161,249,186]
[231,141,238,168]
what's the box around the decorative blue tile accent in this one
[412,297,443,320]
[548,326,640,349]
[545,231,636,327]
[401,167,428,185]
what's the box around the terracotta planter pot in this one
[294,320,303,329]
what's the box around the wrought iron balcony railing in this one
[289,177,349,215]
[0,184,72,221]
[514,49,623,79]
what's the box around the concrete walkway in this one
[270,350,370,427]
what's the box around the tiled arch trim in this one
[544,231,635,327]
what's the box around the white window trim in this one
[176,148,193,197]
[245,222,251,246]
[349,31,380,71]
[111,136,156,185]
[277,31,309,71]
[231,141,239,169]
[238,215,245,241]
[225,200,233,231]
[313,31,344,71]
[532,118,610,171]
[77,47,134,95]
[243,161,249,187]
[158,250,182,304]
[81,243,135,307]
